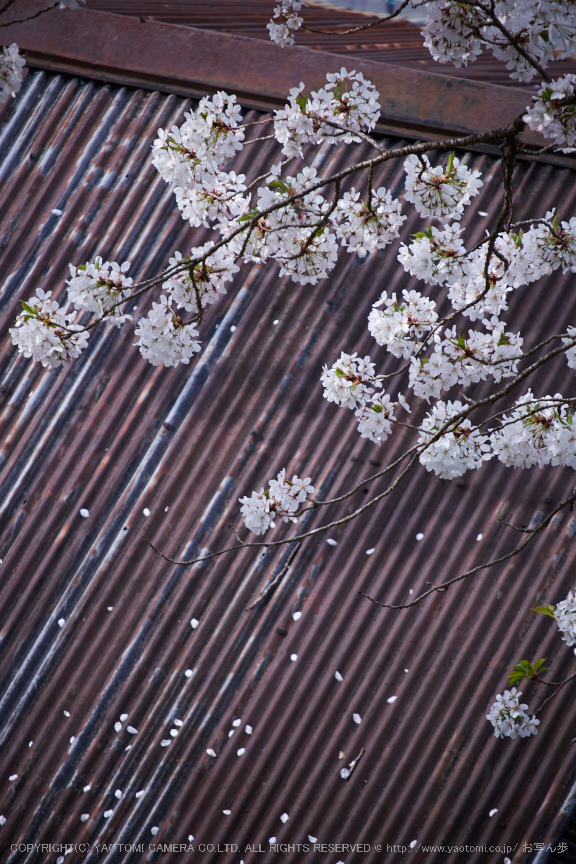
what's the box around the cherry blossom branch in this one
[0,4,53,26]
[145,451,421,567]
[452,0,553,83]
[245,542,302,610]
[359,486,576,610]
[73,113,526,332]
[536,669,576,712]
[299,0,420,37]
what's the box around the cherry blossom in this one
[134,296,201,367]
[321,352,377,409]
[490,391,576,469]
[0,43,26,103]
[523,75,576,149]
[355,393,410,444]
[397,223,468,286]
[267,0,303,47]
[273,69,381,158]
[555,589,576,654]
[422,1,576,83]
[486,689,539,739]
[417,400,491,479]
[331,187,405,257]
[9,289,89,367]
[174,171,249,228]
[66,257,133,324]
[151,91,244,187]
[239,470,315,534]
[162,244,239,314]
[368,289,438,358]
[403,152,482,222]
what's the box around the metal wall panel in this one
[0,68,576,864]
[85,0,576,89]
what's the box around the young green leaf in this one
[507,658,548,686]
[531,604,556,619]
[237,208,259,223]
[267,179,288,193]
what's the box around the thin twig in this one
[359,488,576,610]
[245,542,302,610]
[537,669,576,713]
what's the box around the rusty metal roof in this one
[1,8,576,864]
[83,0,576,89]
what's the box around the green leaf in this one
[21,301,37,315]
[507,658,548,686]
[333,81,342,101]
[267,179,288,193]
[446,151,456,174]
[552,211,560,232]
[295,94,308,112]
[533,658,548,673]
[334,367,345,378]
[370,403,383,414]
[531,604,556,619]
[411,226,433,241]
[457,334,466,349]
[237,207,259,223]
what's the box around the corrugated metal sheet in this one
[1,66,576,864]
[84,0,576,89]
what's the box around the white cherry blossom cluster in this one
[0,43,25,103]
[520,212,576,276]
[408,319,522,401]
[321,352,378,409]
[162,244,239,314]
[446,247,513,322]
[226,165,338,284]
[355,392,410,445]
[273,69,380,158]
[66,258,133,325]
[524,75,576,150]
[486,689,539,739]
[490,391,576,469]
[555,589,576,654]
[562,327,576,370]
[266,0,303,47]
[152,92,244,184]
[151,92,246,232]
[403,153,482,222]
[331,187,405,257]
[368,290,438,359]
[174,171,249,228]
[421,0,487,69]
[417,400,491,479]
[422,1,576,83]
[239,470,314,535]
[396,220,571,315]
[398,224,468,286]
[9,289,89,368]
[134,296,200,367]
[321,351,409,443]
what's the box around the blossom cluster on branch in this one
[486,688,540,739]
[0,44,25,103]
[239,471,315,535]
[488,585,576,739]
